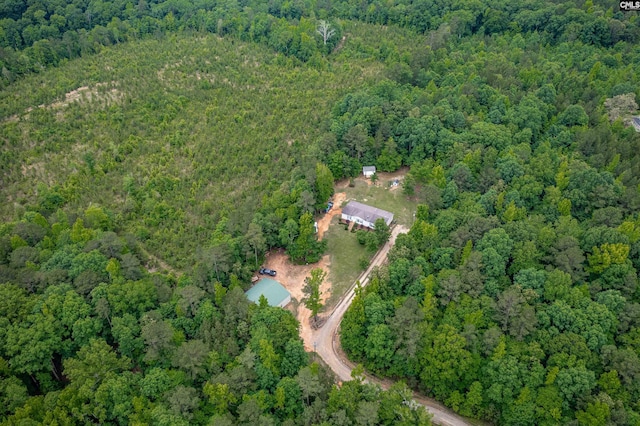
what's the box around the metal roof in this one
[342,201,394,225]
[363,166,376,173]
[245,278,290,307]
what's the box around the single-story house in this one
[245,278,291,308]
[341,201,394,229]
[362,166,376,178]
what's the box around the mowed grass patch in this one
[342,180,418,226]
[324,215,370,308]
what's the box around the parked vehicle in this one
[324,201,334,213]
[259,268,277,276]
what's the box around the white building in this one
[362,166,376,178]
[341,201,394,229]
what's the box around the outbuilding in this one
[245,278,291,308]
[341,201,394,229]
[362,166,376,178]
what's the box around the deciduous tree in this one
[316,20,335,45]
[303,268,325,322]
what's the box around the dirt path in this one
[138,245,181,277]
[309,225,406,378]
[332,35,347,54]
[309,225,479,426]
[316,192,346,239]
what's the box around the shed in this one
[362,166,376,178]
[341,201,394,229]
[245,278,291,308]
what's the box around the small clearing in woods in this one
[335,166,409,189]
[261,250,331,350]
[139,245,181,277]
[261,167,410,350]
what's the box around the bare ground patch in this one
[261,249,332,351]
[51,83,122,109]
[3,83,122,122]
[335,167,409,190]
[316,192,346,239]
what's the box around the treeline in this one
[331,0,639,46]
[336,26,640,426]
[0,0,343,86]
[0,206,431,424]
[17,166,331,290]
[322,33,640,190]
[3,0,639,87]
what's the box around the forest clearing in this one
[2,0,640,424]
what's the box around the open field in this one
[322,170,417,306]
[339,175,418,227]
[323,215,370,307]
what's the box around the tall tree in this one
[374,218,391,246]
[316,20,335,45]
[303,268,326,322]
[204,242,232,283]
[289,213,325,263]
[244,223,266,269]
[315,162,334,210]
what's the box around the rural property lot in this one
[260,169,418,348]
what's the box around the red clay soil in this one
[316,192,346,239]
[260,250,332,350]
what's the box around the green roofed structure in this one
[245,278,292,308]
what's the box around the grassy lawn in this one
[324,215,370,308]
[324,178,418,307]
[342,180,418,226]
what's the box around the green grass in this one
[324,215,370,308]
[323,177,418,306]
[342,180,418,226]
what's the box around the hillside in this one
[1,29,389,269]
[336,17,640,426]
[0,21,440,426]
[2,0,640,424]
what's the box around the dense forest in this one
[1,0,639,85]
[2,0,640,424]
[0,211,432,424]
[336,6,640,426]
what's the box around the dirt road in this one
[309,225,477,426]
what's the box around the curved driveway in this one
[310,225,477,426]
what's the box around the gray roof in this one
[632,116,640,131]
[342,201,394,225]
[246,278,290,307]
[363,166,376,173]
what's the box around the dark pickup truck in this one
[259,268,277,277]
